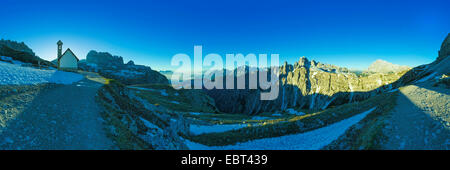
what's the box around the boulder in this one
[367,59,410,73]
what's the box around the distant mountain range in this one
[160,57,415,115]
[0,39,54,67]
[0,39,35,56]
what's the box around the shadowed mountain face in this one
[367,59,410,74]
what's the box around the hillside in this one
[0,40,54,67]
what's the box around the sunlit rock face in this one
[0,39,55,67]
[206,57,407,115]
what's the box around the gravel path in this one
[383,83,450,149]
[0,72,115,150]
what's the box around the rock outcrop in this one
[79,50,169,85]
[206,57,408,115]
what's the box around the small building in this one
[56,40,79,70]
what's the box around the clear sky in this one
[1,0,449,71]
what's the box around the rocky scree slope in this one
[0,39,55,67]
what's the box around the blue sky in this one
[1,0,449,70]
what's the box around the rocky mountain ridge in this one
[0,39,54,67]
[79,50,169,85]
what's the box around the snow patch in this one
[188,112,215,116]
[189,112,201,116]
[1,56,24,65]
[112,69,145,77]
[128,86,169,96]
[190,124,251,135]
[0,61,82,85]
[377,79,382,86]
[160,89,168,96]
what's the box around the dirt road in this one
[382,83,450,149]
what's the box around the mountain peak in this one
[367,59,410,73]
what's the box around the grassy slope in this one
[324,93,398,149]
